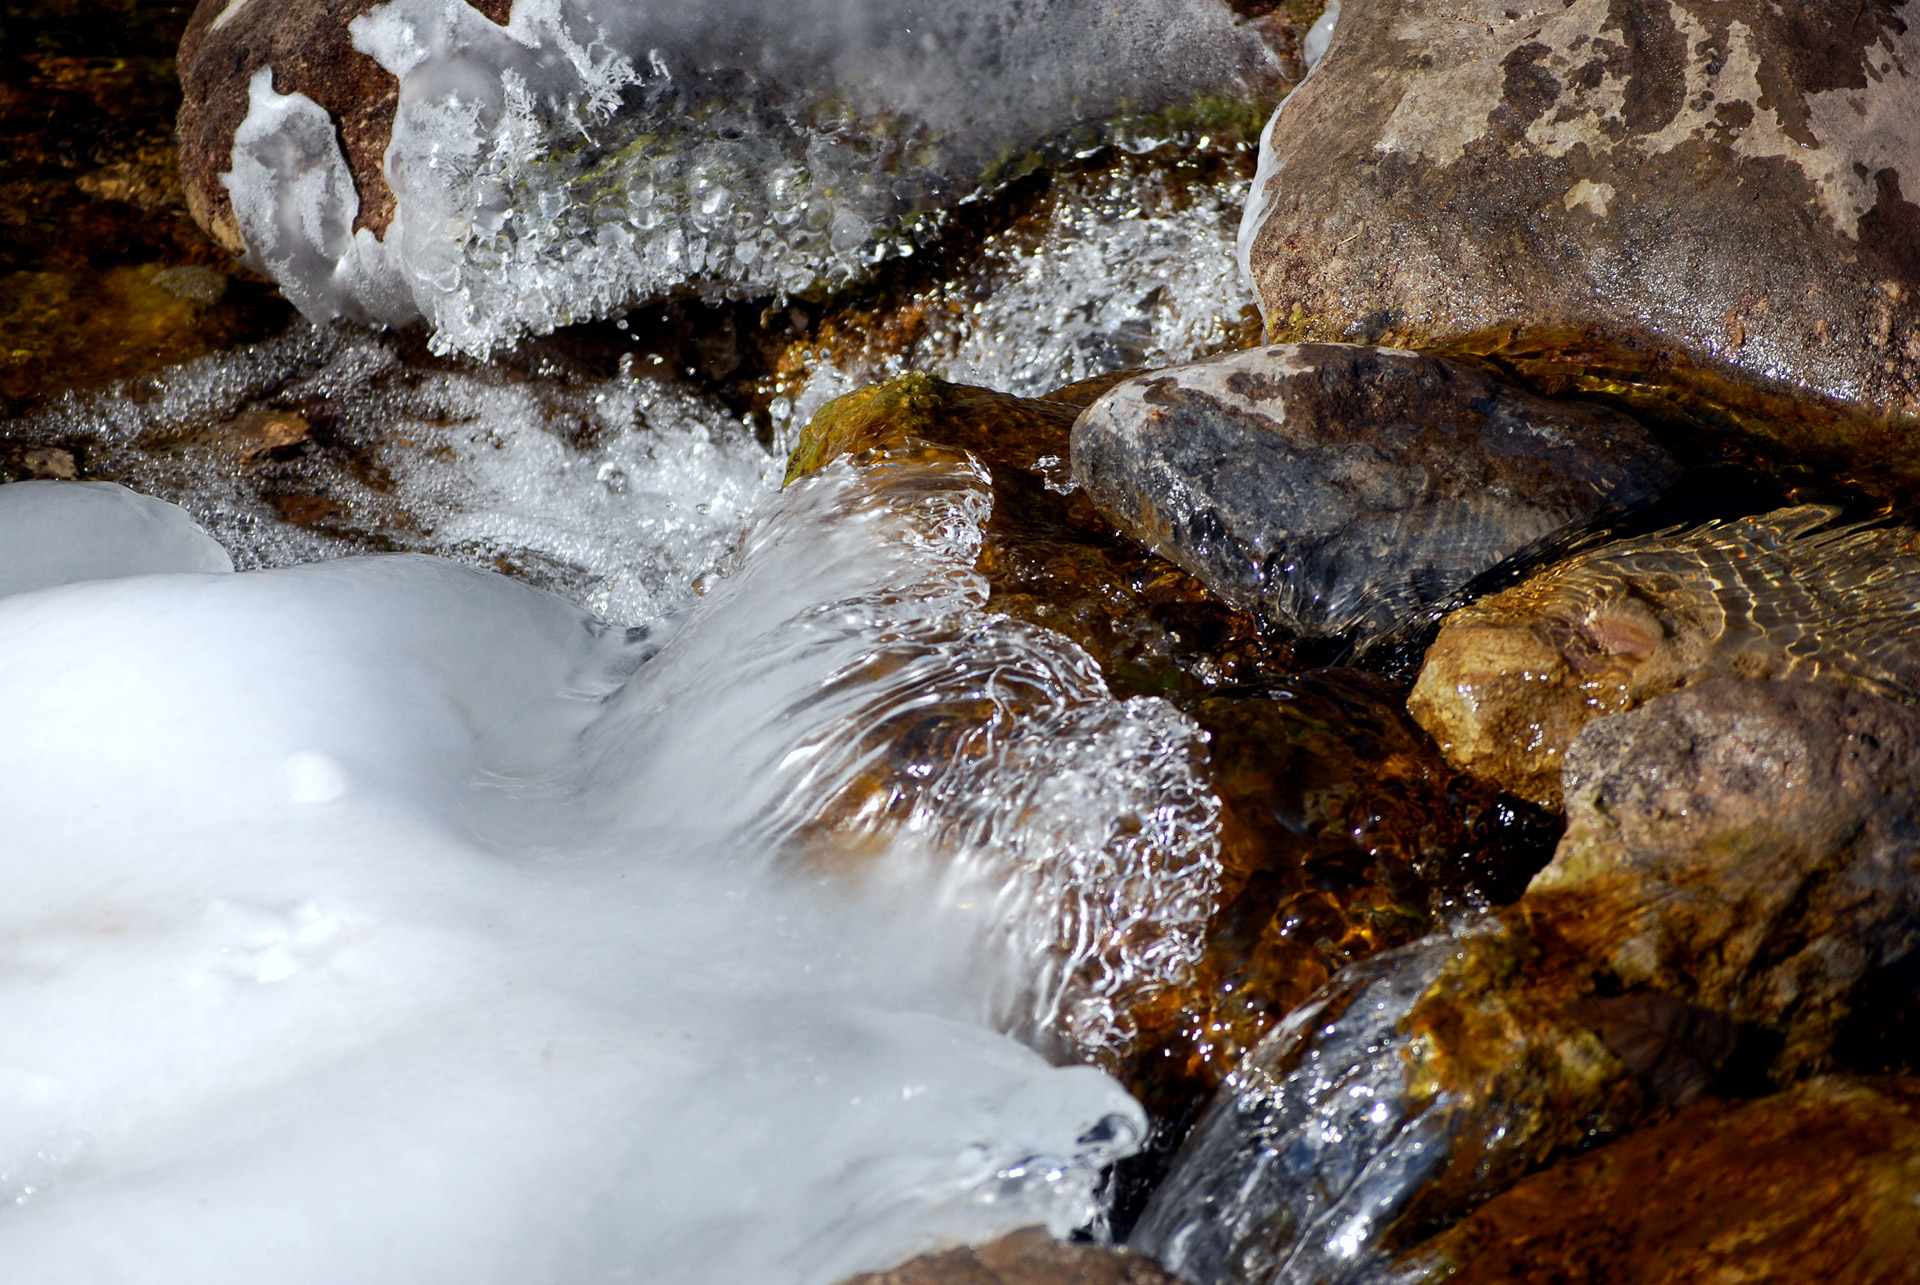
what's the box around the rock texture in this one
[1397,1077,1920,1285]
[838,1227,1179,1285]
[1136,678,1920,1282]
[1070,343,1677,640]
[1408,505,1920,806]
[1245,0,1920,479]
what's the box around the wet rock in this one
[1408,505,1920,806]
[1396,1076,1920,1285]
[1242,0,1920,483]
[0,1,288,416]
[1134,678,1920,1282]
[838,1227,1179,1285]
[177,0,1295,353]
[788,372,1296,699]
[1069,343,1678,640]
[1124,669,1556,1110]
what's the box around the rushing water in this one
[0,438,1223,1279]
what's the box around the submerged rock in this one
[838,1227,1179,1285]
[1134,678,1920,1282]
[1241,0,1920,480]
[177,0,1294,353]
[1408,505,1920,807]
[1395,1077,1920,1284]
[1069,344,1678,640]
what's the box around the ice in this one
[222,0,1284,353]
[5,323,781,628]
[0,433,1221,1278]
[783,151,1262,429]
[0,481,232,598]
[1129,937,1457,1285]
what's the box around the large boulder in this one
[1243,0,1920,479]
[1069,343,1677,640]
[176,0,1296,354]
[1408,505,1920,807]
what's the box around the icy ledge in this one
[220,0,1283,354]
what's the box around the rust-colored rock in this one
[1245,0,1920,482]
[176,0,512,256]
[838,1227,1179,1285]
[1398,1076,1920,1285]
[1408,505,1920,806]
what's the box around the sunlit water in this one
[0,429,1221,1281]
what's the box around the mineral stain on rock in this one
[1070,343,1678,641]
[1409,504,1920,806]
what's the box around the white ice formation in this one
[0,481,233,596]
[222,0,1283,354]
[0,447,1220,1279]
[6,325,780,626]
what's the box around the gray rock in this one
[1242,0,1920,482]
[1068,343,1678,640]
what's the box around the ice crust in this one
[5,324,780,627]
[0,445,1220,1278]
[0,481,233,597]
[223,0,1281,353]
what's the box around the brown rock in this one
[176,0,511,258]
[1244,0,1920,482]
[1407,505,1920,806]
[1398,1077,1920,1285]
[1070,343,1677,640]
[838,1227,1178,1285]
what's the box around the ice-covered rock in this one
[178,0,1292,354]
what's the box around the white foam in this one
[0,445,1221,1280]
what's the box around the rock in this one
[1241,0,1920,482]
[1134,678,1920,1282]
[1408,505,1920,807]
[1069,343,1678,640]
[837,1227,1180,1285]
[176,0,1296,353]
[1395,1077,1920,1284]
[1534,677,1920,1070]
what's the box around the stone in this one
[1134,678,1920,1282]
[837,1227,1179,1285]
[1408,505,1920,807]
[1395,1077,1920,1284]
[175,0,1296,353]
[1242,0,1920,483]
[1069,343,1678,641]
